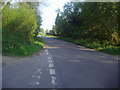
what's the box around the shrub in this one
[2,3,37,43]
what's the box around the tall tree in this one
[55,2,120,45]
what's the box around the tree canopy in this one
[55,2,120,46]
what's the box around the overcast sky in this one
[40,0,70,30]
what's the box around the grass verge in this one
[45,35,58,38]
[57,37,120,55]
[2,37,45,57]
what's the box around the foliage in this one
[49,25,57,35]
[2,3,38,43]
[55,2,120,46]
[38,28,46,36]
[2,2,43,56]
[2,41,44,57]
[58,37,120,55]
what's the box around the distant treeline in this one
[54,2,120,46]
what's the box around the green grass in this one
[57,37,120,55]
[98,46,120,55]
[45,35,58,38]
[2,37,45,57]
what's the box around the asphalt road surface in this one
[2,37,119,88]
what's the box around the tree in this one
[55,2,119,45]
[2,1,45,54]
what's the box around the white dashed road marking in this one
[46,49,57,86]
[51,76,57,86]
[49,63,54,68]
[29,49,57,87]
[45,49,49,55]
[29,67,42,86]
[49,69,55,75]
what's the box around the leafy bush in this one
[2,3,43,56]
[2,3,37,43]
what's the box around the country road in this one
[2,37,119,88]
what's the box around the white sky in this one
[40,0,70,30]
[10,0,70,30]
